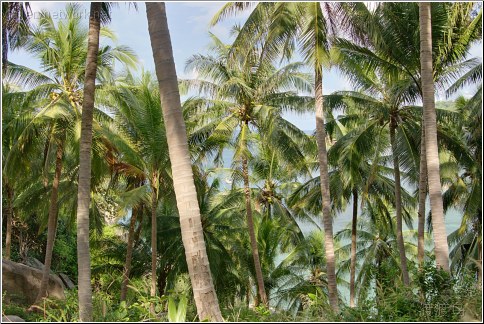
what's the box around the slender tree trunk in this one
[390,118,410,285]
[4,183,14,260]
[2,24,7,75]
[134,212,144,245]
[349,189,358,308]
[146,3,222,321]
[242,152,268,306]
[36,139,64,302]
[315,67,338,312]
[419,2,450,272]
[76,3,101,321]
[417,126,427,268]
[120,208,138,302]
[157,266,168,297]
[150,183,158,315]
[478,233,482,288]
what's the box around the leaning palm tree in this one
[211,2,341,309]
[182,30,313,306]
[145,2,222,321]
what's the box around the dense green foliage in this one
[1,2,482,322]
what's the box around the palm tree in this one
[336,205,418,305]
[1,2,30,74]
[145,2,222,321]
[101,70,173,313]
[2,84,37,260]
[211,2,341,309]
[419,2,449,272]
[76,3,102,320]
[323,66,424,285]
[444,65,482,284]
[337,2,481,272]
[183,30,313,306]
[3,3,137,306]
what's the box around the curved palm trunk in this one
[417,126,427,268]
[76,3,101,321]
[36,139,63,302]
[242,153,268,306]
[349,189,358,308]
[419,2,450,272]
[390,119,410,285]
[315,67,338,312]
[120,207,138,302]
[4,183,14,260]
[150,183,158,315]
[146,3,222,321]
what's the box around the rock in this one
[2,259,65,305]
[24,257,44,271]
[2,315,26,322]
[58,273,76,289]
[24,257,56,275]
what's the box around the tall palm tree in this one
[337,1,481,272]
[183,30,313,306]
[76,3,102,320]
[145,2,222,321]
[211,2,340,309]
[323,66,424,285]
[419,2,449,272]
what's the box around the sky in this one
[9,1,483,131]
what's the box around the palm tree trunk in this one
[419,2,450,272]
[315,67,338,312]
[4,183,14,260]
[350,189,358,308]
[120,207,138,302]
[417,126,427,268]
[158,265,168,297]
[146,3,222,321]
[242,153,268,306]
[478,234,482,288]
[76,3,101,321]
[36,139,63,302]
[134,212,144,245]
[390,118,410,285]
[150,183,158,316]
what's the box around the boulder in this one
[58,273,76,290]
[2,315,26,322]
[2,259,65,305]
[24,257,45,271]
